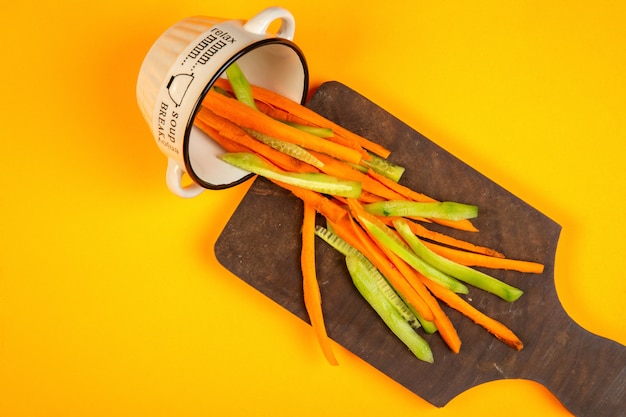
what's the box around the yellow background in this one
[1,1,624,416]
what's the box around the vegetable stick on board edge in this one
[301,202,339,365]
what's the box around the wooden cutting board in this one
[214,81,625,417]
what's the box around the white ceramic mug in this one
[136,7,309,197]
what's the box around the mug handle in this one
[243,6,296,40]
[166,158,204,198]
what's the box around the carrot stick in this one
[194,107,318,173]
[252,98,290,120]
[273,181,347,224]
[328,215,434,323]
[202,89,364,164]
[344,199,462,353]
[357,191,388,203]
[426,217,478,233]
[310,152,406,201]
[193,117,250,154]
[213,78,392,158]
[423,280,524,350]
[301,202,339,365]
[367,170,478,232]
[422,241,544,274]
[376,216,504,258]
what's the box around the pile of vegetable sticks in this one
[195,63,545,364]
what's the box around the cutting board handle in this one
[527,309,625,417]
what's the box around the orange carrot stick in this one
[301,202,339,365]
[422,241,544,274]
[328,215,434,323]
[213,78,392,159]
[252,98,291,121]
[194,107,318,173]
[426,217,478,233]
[357,190,388,204]
[367,170,479,232]
[423,280,524,350]
[193,117,249,154]
[202,89,364,164]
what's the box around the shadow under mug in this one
[136,7,309,197]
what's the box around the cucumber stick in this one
[393,219,523,302]
[401,295,438,334]
[314,225,421,331]
[220,152,362,198]
[243,128,325,169]
[225,62,257,109]
[282,121,334,138]
[364,200,478,221]
[361,152,405,182]
[346,255,434,363]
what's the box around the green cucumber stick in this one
[345,255,434,363]
[364,200,478,221]
[243,128,325,169]
[314,225,421,331]
[220,152,361,198]
[393,219,523,302]
[282,121,334,138]
[355,214,469,294]
[401,296,438,334]
[225,62,257,109]
[361,152,406,182]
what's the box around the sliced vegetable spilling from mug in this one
[196,62,545,365]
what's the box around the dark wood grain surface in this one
[214,81,625,417]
